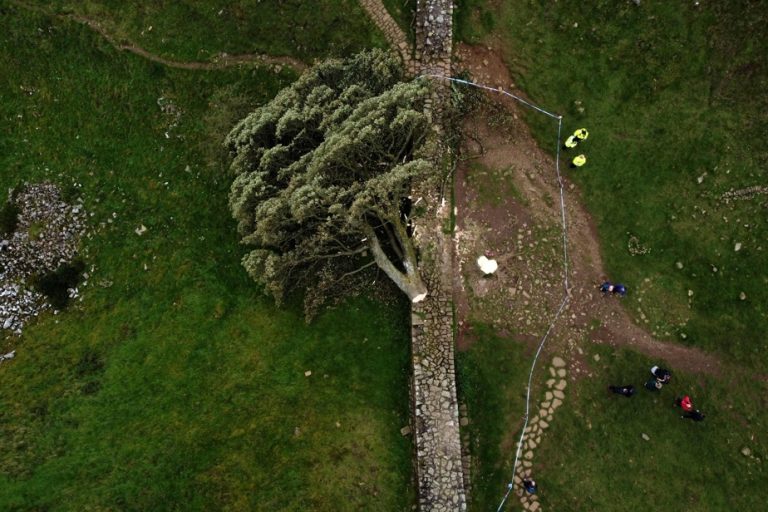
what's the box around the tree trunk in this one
[365,225,428,302]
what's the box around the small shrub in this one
[31,258,86,310]
[27,220,45,240]
[0,200,20,235]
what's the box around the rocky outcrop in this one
[1,183,86,337]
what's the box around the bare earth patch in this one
[452,43,722,378]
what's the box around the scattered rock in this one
[734,242,742,252]
[642,433,650,441]
[304,370,312,377]
[1,183,86,337]
[400,425,412,436]
[552,356,566,368]
[593,354,600,362]
[741,447,752,457]
[135,224,147,236]
[739,292,747,301]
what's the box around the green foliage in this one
[0,6,413,510]
[382,0,417,40]
[454,0,496,43]
[226,50,432,316]
[31,259,86,310]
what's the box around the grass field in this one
[458,1,768,371]
[0,5,414,510]
[458,326,768,512]
[382,0,416,40]
[22,0,387,62]
[453,2,768,510]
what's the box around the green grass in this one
[454,0,496,44]
[456,326,527,509]
[465,161,528,208]
[458,327,768,511]
[25,0,387,62]
[457,1,768,370]
[535,345,767,511]
[382,0,416,41]
[0,5,413,510]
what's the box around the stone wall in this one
[410,1,467,510]
[356,2,464,508]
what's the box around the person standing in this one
[645,365,671,391]
[609,385,636,397]
[523,478,537,494]
[571,154,587,168]
[564,128,589,148]
[676,395,694,412]
[651,366,671,385]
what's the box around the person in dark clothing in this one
[682,409,705,422]
[609,385,636,397]
[600,281,627,296]
[600,281,614,294]
[523,478,537,494]
[644,378,663,391]
[651,365,671,384]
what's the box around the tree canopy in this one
[225,50,432,318]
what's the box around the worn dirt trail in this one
[452,43,723,377]
[10,0,307,72]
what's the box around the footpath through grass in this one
[23,0,387,62]
[0,5,413,510]
[458,1,768,371]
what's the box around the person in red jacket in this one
[676,395,694,412]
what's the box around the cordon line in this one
[421,74,571,512]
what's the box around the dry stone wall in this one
[357,2,464,509]
[410,1,466,510]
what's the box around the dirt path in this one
[452,43,724,377]
[9,0,307,72]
